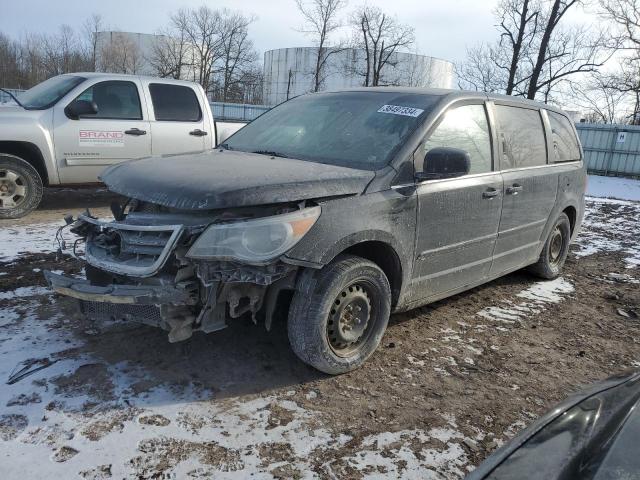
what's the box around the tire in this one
[528,212,571,279]
[0,154,43,219]
[287,254,391,375]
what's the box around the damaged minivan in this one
[45,88,586,374]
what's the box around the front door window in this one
[76,81,142,120]
[419,104,492,175]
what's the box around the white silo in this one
[263,47,454,106]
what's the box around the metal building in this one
[95,31,197,80]
[263,47,454,106]
[576,123,640,177]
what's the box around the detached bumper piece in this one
[43,271,197,328]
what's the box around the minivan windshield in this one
[224,92,440,170]
[19,75,86,110]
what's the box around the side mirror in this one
[64,100,98,120]
[417,147,471,181]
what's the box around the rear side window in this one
[495,105,547,169]
[421,104,492,174]
[149,84,202,122]
[76,81,142,120]
[547,111,581,162]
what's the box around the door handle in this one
[189,129,208,137]
[506,184,523,195]
[483,188,499,199]
[124,128,146,136]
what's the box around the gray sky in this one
[0,0,501,64]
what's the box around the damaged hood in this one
[100,150,375,210]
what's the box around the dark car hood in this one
[467,369,640,480]
[100,150,375,210]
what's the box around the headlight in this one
[186,206,321,263]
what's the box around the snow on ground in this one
[575,198,640,267]
[587,174,640,202]
[583,175,640,266]
[1,177,638,478]
[477,278,574,325]
[424,277,576,379]
[0,268,472,478]
[0,222,68,261]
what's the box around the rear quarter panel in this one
[551,161,586,242]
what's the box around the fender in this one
[0,108,58,184]
[285,190,418,309]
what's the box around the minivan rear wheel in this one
[287,254,391,374]
[0,154,43,219]
[528,212,571,279]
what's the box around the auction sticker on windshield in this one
[377,105,424,117]
[79,130,125,147]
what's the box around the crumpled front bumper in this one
[43,271,197,329]
[43,271,193,305]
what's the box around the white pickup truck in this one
[0,73,246,218]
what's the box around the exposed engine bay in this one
[45,198,319,342]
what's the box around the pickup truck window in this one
[223,92,440,170]
[149,84,202,122]
[19,75,85,110]
[420,104,492,174]
[547,110,581,162]
[76,81,142,120]
[495,105,547,169]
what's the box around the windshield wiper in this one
[251,150,289,158]
[0,88,24,108]
[218,143,232,150]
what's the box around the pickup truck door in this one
[53,79,151,184]
[412,103,503,299]
[145,82,208,155]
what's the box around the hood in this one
[0,105,25,114]
[467,369,640,480]
[0,105,45,121]
[100,150,375,210]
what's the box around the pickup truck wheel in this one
[0,154,43,219]
[528,212,571,279]
[288,254,391,375]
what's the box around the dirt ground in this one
[0,188,639,479]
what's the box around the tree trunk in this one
[506,0,531,95]
[361,19,370,86]
[527,0,561,99]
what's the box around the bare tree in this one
[156,7,261,101]
[566,72,629,123]
[458,0,540,94]
[497,0,541,94]
[98,34,143,74]
[351,5,415,87]
[82,14,103,71]
[459,0,614,101]
[524,0,611,99]
[172,6,224,92]
[600,0,640,122]
[295,0,347,92]
[217,11,258,101]
[0,33,21,88]
[456,44,505,92]
[149,27,190,79]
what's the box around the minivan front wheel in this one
[528,212,571,279]
[0,154,43,219]
[288,254,391,374]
